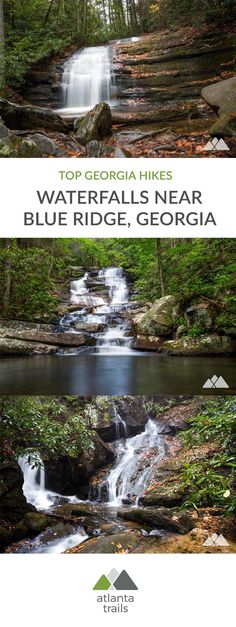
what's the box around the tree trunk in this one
[156,239,165,297]
[0,0,5,92]
[44,0,56,26]
[2,239,12,319]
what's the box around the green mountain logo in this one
[93,569,138,591]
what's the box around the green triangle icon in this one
[93,575,111,590]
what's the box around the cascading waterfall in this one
[18,455,78,511]
[114,406,128,441]
[97,268,132,354]
[60,267,133,354]
[59,45,115,115]
[70,272,106,308]
[106,419,164,506]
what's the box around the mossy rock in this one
[209,113,236,137]
[118,507,194,534]
[74,103,112,146]
[65,531,141,553]
[24,512,49,533]
[0,136,41,158]
[133,295,178,337]
[162,334,236,355]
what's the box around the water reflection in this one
[0,354,235,394]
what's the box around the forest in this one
[0,237,235,322]
[0,394,236,553]
[1,0,234,88]
[0,0,235,157]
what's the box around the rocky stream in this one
[0,266,235,394]
[1,397,236,554]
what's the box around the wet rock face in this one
[44,434,114,497]
[118,506,194,534]
[0,462,35,523]
[74,102,112,145]
[65,530,142,554]
[95,397,149,441]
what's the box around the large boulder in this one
[140,476,184,508]
[118,506,194,534]
[0,329,92,348]
[162,334,236,355]
[201,78,236,137]
[132,295,178,338]
[0,462,35,523]
[201,77,236,117]
[0,136,41,158]
[0,338,58,355]
[0,98,68,132]
[131,335,163,351]
[29,133,60,156]
[74,103,112,145]
[65,530,141,553]
[185,303,214,331]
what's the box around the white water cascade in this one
[114,407,128,441]
[60,267,133,354]
[107,419,163,506]
[70,272,106,308]
[18,456,79,511]
[59,45,115,116]
[97,268,132,354]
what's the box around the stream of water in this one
[16,416,163,553]
[106,418,163,506]
[58,45,116,116]
[61,267,133,355]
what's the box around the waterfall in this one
[96,268,132,354]
[60,45,115,115]
[60,267,133,354]
[70,271,106,308]
[18,455,79,511]
[18,455,53,510]
[114,406,127,441]
[106,419,163,506]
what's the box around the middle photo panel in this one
[0,237,235,395]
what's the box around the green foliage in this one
[0,241,59,319]
[3,0,130,87]
[95,239,236,311]
[180,398,236,514]
[144,0,235,30]
[0,396,94,459]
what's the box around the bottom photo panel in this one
[1,395,235,554]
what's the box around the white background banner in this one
[0,554,235,626]
[0,157,235,237]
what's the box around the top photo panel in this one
[0,0,235,159]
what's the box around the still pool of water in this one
[0,354,235,394]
